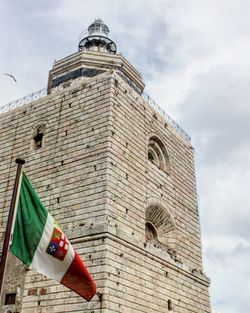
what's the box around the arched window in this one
[145,204,175,247]
[148,136,170,173]
[31,124,46,151]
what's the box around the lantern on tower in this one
[78,19,117,54]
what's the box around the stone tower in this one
[0,19,211,313]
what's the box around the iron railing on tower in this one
[0,85,191,143]
[141,93,191,143]
[0,88,47,114]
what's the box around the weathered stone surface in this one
[0,51,211,313]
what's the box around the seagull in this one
[4,73,17,82]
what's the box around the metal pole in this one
[0,158,25,299]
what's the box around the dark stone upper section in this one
[51,68,104,88]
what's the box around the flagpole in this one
[0,158,25,298]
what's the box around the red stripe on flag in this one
[61,252,96,301]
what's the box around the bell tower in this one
[0,19,211,313]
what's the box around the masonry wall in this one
[0,73,114,312]
[0,69,210,313]
[107,73,203,269]
[96,73,211,312]
[104,238,210,313]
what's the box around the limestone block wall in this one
[0,68,211,313]
[104,237,211,313]
[107,73,203,270]
[0,73,114,312]
[98,72,211,312]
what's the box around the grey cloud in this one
[204,236,250,313]
[179,65,250,166]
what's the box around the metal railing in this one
[142,92,191,143]
[0,88,47,114]
[0,82,191,143]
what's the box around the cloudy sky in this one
[1,1,249,312]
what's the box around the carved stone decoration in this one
[145,204,176,246]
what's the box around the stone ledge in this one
[68,223,210,286]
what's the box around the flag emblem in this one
[46,226,69,261]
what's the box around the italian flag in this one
[10,172,96,301]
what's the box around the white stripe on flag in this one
[30,214,75,282]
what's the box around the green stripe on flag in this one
[10,173,48,266]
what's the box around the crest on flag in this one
[46,226,69,261]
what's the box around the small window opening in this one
[148,147,160,167]
[148,152,154,161]
[4,293,16,305]
[167,299,173,311]
[32,124,46,151]
[33,130,43,149]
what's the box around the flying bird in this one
[4,73,17,83]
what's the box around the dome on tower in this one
[78,19,117,54]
